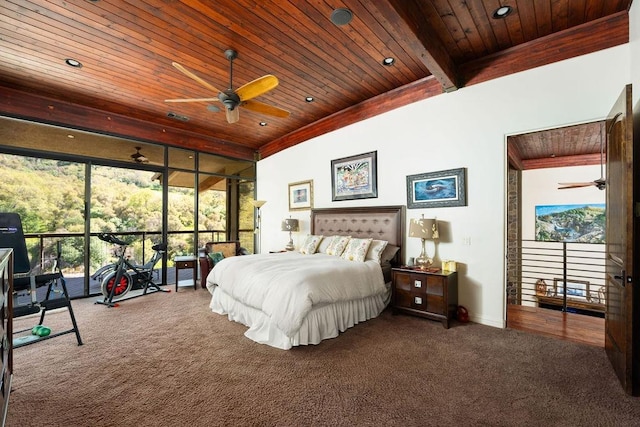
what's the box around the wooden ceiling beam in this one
[0,84,256,161]
[259,76,443,159]
[521,153,603,170]
[381,0,459,92]
[460,12,628,86]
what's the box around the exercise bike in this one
[94,233,170,307]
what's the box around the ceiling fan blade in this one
[171,62,221,94]
[557,182,595,189]
[164,97,220,103]
[236,75,279,101]
[242,99,290,118]
[225,107,240,123]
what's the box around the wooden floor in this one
[507,304,605,348]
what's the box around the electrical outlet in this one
[463,237,472,246]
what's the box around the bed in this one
[206,205,405,349]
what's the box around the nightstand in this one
[174,255,197,291]
[391,267,458,328]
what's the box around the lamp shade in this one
[281,218,299,232]
[251,200,267,209]
[409,218,438,239]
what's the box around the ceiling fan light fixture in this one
[493,6,512,19]
[331,8,353,26]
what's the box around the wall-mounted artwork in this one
[288,180,313,211]
[331,151,378,201]
[406,168,466,209]
[535,203,605,243]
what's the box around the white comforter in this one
[206,252,387,337]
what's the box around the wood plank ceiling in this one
[0,0,631,165]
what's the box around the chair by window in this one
[198,241,248,288]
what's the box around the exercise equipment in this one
[94,233,169,307]
[0,212,83,348]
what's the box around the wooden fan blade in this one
[226,107,240,124]
[242,99,290,118]
[164,97,220,103]
[558,182,595,189]
[171,62,221,94]
[236,75,279,101]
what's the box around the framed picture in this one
[553,278,590,301]
[406,168,467,209]
[288,180,313,211]
[535,204,605,243]
[331,151,378,201]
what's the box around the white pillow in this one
[340,238,373,262]
[299,235,323,255]
[317,236,334,254]
[365,239,388,263]
[325,235,351,256]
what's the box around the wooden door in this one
[604,84,637,395]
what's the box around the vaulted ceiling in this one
[0,1,631,164]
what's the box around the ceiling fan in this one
[165,49,290,124]
[557,117,618,191]
[131,147,149,164]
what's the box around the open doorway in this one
[506,120,606,347]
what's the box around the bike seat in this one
[152,243,167,252]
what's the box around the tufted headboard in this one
[310,205,405,265]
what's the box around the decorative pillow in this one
[299,235,323,255]
[325,235,351,256]
[340,238,373,262]
[317,236,334,254]
[365,239,388,263]
[380,244,400,263]
[208,251,225,265]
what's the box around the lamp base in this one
[285,240,295,251]
[414,255,432,270]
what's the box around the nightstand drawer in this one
[394,288,427,311]
[394,272,428,293]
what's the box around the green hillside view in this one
[0,154,249,271]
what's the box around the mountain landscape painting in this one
[535,204,606,243]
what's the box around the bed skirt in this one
[209,284,391,350]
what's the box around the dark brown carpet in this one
[6,288,640,427]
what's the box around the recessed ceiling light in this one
[305,96,314,103]
[492,5,512,19]
[67,134,75,139]
[259,122,267,127]
[65,58,83,68]
[382,57,395,66]
[331,8,353,26]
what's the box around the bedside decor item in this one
[281,217,300,251]
[406,168,467,208]
[408,215,439,269]
[251,200,267,254]
[288,180,313,211]
[331,151,378,201]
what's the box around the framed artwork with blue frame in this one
[406,168,467,209]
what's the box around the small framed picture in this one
[406,167,467,209]
[288,180,313,211]
[331,151,378,201]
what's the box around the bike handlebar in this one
[97,233,129,246]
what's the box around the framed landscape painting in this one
[535,203,605,243]
[331,151,378,201]
[406,168,467,209]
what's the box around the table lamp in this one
[281,217,299,251]
[408,215,439,269]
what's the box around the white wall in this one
[256,44,630,329]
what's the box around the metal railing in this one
[507,239,606,317]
